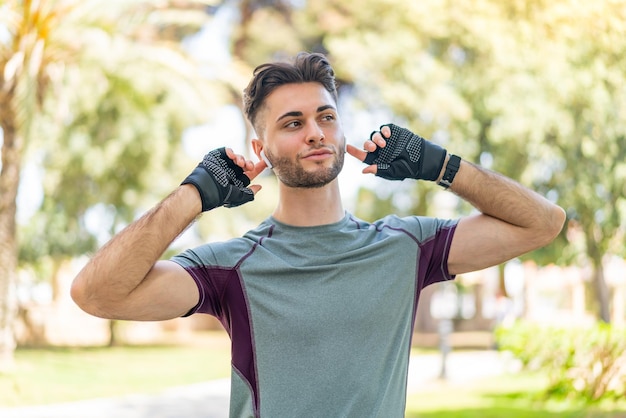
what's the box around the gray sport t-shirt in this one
[171,212,457,418]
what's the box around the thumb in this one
[362,165,378,175]
[347,144,378,175]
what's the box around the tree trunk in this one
[0,118,22,371]
[497,263,508,297]
[585,227,611,323]
[591,259,611,323]
[50,258,65,303]
[108,320,119,347]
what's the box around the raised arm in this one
[71,148,265,321]
[71,185,202,320]
[347,124,566,275]
[442,158,565,274]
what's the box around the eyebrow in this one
[276,105,337,123]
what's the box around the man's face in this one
[259,82,345,189]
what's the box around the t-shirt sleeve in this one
[170,247,221,317]
[386,215,458,289]
[417,217,457,288]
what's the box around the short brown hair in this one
[243,52,338,133]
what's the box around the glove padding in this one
[363,124,447,181]
[182,147,254,211]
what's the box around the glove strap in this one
[181,166,221,211]
[438,154,461,189]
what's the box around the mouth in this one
[301,147,334,161]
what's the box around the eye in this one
[285,120,301,129]
[321,113,336,122]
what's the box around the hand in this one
[347,124,447,181]
[181,147,264,211]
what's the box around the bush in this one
[495,321,626,402]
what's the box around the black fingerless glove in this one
[182,147,254,211]
[363,124,447,181]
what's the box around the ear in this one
[251,138,263,160]
[251,138,273,169]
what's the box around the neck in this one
[272,179,344,227]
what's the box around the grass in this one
[2,334,626,417]
[0,331,231,407]
[405,372,626,418]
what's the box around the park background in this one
[0,0,625,416]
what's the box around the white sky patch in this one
[16,153,45,225]
[182,105,247,159]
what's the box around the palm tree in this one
[0,0,63,372]
[0,0,212,370]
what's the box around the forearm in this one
[444,158,565,241]
[71,185,201,312]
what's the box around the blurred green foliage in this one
[295,0,626,320]
[0,0,623,363]
[7,0,625,301]
[0,0,223,359]
[496,321,626,403]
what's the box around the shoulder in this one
[371,214,458,240]
[172,220,273,269]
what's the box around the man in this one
[71,52,565,417]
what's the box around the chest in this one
[238,245,420,347]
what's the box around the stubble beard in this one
[269,145,345,189]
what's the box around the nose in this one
[306,123,325,144]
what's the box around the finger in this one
[224,147,236,161]
[248,184,262,195]
[364,140,378,152]
[347,145,378,174]
[244,161,267,182]
[380,125,391,139]
[346,144,368,162]
[371,131,387,148]
[224,148,247,168]
[242,158,256,172]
